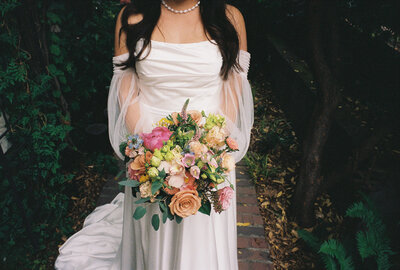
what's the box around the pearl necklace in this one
[161,0,200,14]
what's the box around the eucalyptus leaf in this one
[198,200,211,216]
[119,180,140,188]
[159,168,166,179]
[151,214,160,231]
[135,197,150,204]
[159,201,168,212]
[175,215,183,224]
[151,181,163,195]
[133,206,146,220]
[162,211,168,223]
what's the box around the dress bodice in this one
[114,38,224,113]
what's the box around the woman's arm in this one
[108,7,142,159]
[219,5,254,162]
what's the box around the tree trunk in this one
[292,0,342,227]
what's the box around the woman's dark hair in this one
[116,0,242,80]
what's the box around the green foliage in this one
[0,0,122,268]
[133,206,147,220]
[151,214,160,231]
[298,197,395,270]
[297,230,338,270]
[319,239,355,270]
[346,200,395,270]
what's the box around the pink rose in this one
[217,186,234,210]
[140,127,172,151]
[226,137,239,150]
[120,0,131,4]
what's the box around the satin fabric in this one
[55,38,253,270]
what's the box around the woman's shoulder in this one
[117,5,143,25]
[225,4,247,51]
[114,6,143,56]
[225,4,245,26]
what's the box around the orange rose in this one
[129,151,153,179]
[169,190,202,218]
[130,155,144,171]
[171,110,202,125]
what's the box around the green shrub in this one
[298,197,395,270]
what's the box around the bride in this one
[55,0,253,269]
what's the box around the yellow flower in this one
[139,174,150,183]
[155,117,173,127]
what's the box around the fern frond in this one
[319,239,355,270]
[347,199,394,270]
[320,253,338,270]
[356,231,375,260]
[297,229,321,252]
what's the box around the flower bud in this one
[164,152,174,162]
[153,149,163,160]
[167,140,174,147]
[148,167,159,178]
[161,145,170,153]
[151,156,161,167]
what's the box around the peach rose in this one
[169,190,202,218]
[189,141,208,158]
[205,126,228,148]
[171,110,202,125]
[226,137,239,150]
[128,152,153,180]
[221,153,235,172]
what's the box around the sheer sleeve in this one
[107,53,141,160]
[219,50,254,163]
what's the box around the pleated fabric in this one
[55,38,253,270]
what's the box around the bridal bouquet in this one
[118,99,238,230]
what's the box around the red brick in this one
[237,205,261,214]
[239,261,250,270]
[238,248,269,262]
[251,238,268,249]
[237,187,256,195]
[237,237,250,248]
[247,249,269,261]
[237,226,265,237]
[237,214,253,224]
[238,248,251,260]
[252,215,264,226]
[251,261,274,270]
[237,196,259,204]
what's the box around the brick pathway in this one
[97,160,272,269]
[236,162,273,270]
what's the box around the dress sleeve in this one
[107,53,141,160]
[219,50,254,163]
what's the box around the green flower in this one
[204,113,226,130]
[197,160,205,169]
[151,156,161,167]
[167,140,174,147]
[164,152,174,162]
[148,167,159,178]
[161,145,170,153]
[153,149,164,160]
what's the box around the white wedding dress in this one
[55,38,253,270]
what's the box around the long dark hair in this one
[117,0,242,80]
